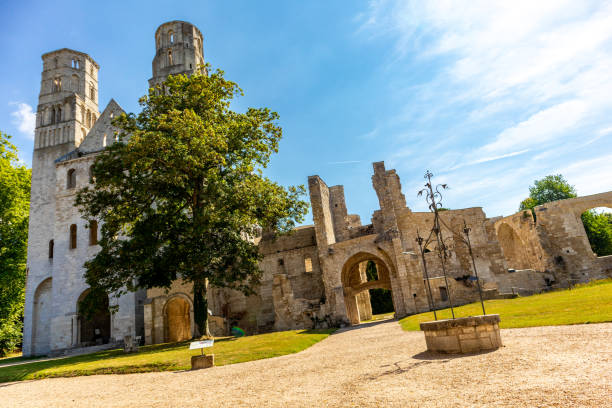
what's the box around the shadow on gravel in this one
[333,318,397,333]
[411,349,498,360]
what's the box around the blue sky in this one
[2,0,612,225]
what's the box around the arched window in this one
[57,106,62,122]
[87,110,91,128]
[90,85,96,101]
[48,240,54,259]
[168,49,173,65]
[70,224,77,249]
[89,220,98,246]
[52,77,62,92]
[102,133,107,147]
[50,109,55,125]
[67,168,76,189]
[169,30,174,44]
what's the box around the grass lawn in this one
[399,278,612,331]
[0,328,334,383]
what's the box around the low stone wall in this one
[420,314,501,354]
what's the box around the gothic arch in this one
[162,293,194,342]
[32,277,53,355]
[76,289,111,346]
[340,251,395,325]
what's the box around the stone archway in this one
[77,289,111,346]
[341,252,394,325]
[32,278,52,355]
[164,296,192,342]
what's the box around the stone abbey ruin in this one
[22,21,612,356]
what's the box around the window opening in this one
[89,220,98,245]
[67,168,76,189]
[70,224,77,249]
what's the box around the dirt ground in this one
[2,321,611,407]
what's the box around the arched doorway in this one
[341,252,394,325]
[32,278,52,355]
[164,296,191,342]
[77,289,111,346]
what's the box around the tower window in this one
[168,49,173,65]
[48,240,54,259]
[70,224,77,249]
[169,31,174,44]
[67,168,76,189]
[89,220,98,245]
[52,77,62,92]
[90,85,96,101]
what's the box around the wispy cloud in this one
[10,102,36,139]
[356,1,612,216]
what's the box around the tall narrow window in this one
[168,49,173,65]
[67,168,76,189]
[89,165,95,183]
[70,224,77,249]
[48,240,54,259]
[169,31,174,44]
[304,257,313,273]
[89,220,98,245]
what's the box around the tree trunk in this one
[193,280,212,338]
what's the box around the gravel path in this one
[2,321,611,407]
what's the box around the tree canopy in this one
[76,68,308,336]
[0,132,31,356]
[519,174,577,211]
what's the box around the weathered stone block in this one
[191,354,214,370]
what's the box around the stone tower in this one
[148,21,205,89]
[23,49,100,356]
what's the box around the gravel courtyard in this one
[2,320,611,407]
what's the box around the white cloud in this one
[10,102,36,140]
[357,1,612,216]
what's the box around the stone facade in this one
[23,21,612,356]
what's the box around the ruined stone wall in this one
[531,192,612,284]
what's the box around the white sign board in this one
[190,340,214,350]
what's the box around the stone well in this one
[420,314,502,354]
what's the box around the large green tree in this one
[519,174,577,211]
[0,132,31,356]
[76,68,308,337]
[519,174,612,256]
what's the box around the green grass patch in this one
[399,278,612,331]
[0,328,334,383]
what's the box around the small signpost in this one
[190,339,215,370]
[189,339,214,355]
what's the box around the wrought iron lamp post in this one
[416,170,456,319]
